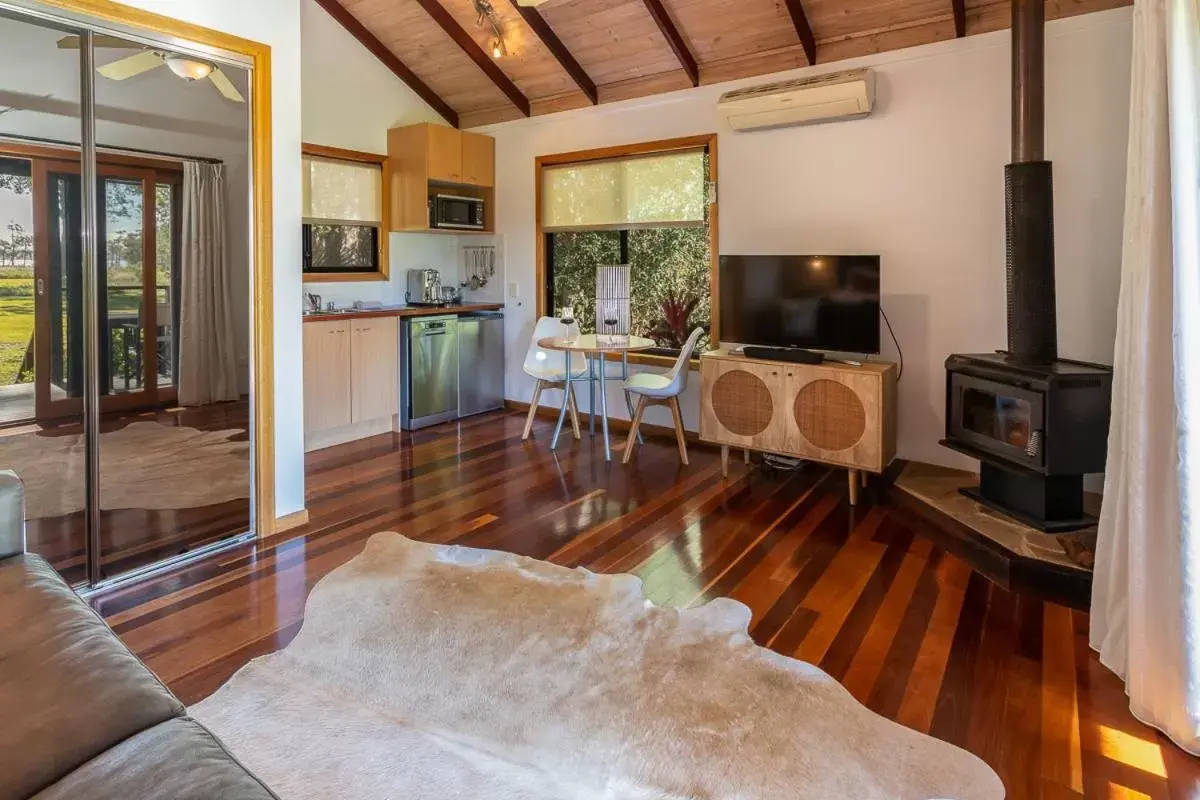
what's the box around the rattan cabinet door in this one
[700,357,787,451]
[780,367,883,472]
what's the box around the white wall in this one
[112,0,306,518]
[300,0,445,154]
[479,8,1132,471]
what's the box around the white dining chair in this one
[522,316,588,441]
[622,327,705,465]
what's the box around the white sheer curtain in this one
[178,161,239,407]
[1090,0,1200,755]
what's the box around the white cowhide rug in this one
[0,421,249,519]
[192,532,1005,800]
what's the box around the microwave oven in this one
[431,194,485,230]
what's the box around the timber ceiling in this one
[315,0,1130,129]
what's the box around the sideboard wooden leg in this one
[861,470,868,488]
[721,445,730,477]
[848,469,860,506]
[744,449,750,464]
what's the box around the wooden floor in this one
[90,410,1199,798]
[19,401,251,584]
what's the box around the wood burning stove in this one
[942,354,1111,531]
[941,0,1113,532]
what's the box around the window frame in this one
[535,134,718,368]
[301,143,389,284]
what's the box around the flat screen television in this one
[719,255,881,354]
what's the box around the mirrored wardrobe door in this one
[91,31,254,580]
[0,9,89,583]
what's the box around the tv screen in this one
[719,255,881,354]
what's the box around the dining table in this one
[536,333,657,462]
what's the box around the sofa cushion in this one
[0,554,185,800]
[31,717,280,800]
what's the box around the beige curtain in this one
[178,161,238,406]
[1090,0,1200,755]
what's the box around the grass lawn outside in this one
[0,274,34,386]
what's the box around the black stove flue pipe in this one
[1005,0,1058,365]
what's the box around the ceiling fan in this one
[56,35,244,104]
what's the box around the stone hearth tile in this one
[894,461,1090,572]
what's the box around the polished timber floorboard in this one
[91,410,1198,798]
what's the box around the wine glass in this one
[603,305,619,344]
[559,305,576,343]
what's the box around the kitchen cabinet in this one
[461,132,495,188]
[304,317,399,450]
[387,123,495,232]
[303,319,351,433]
[351,318,399,424]
[426,123,465,183]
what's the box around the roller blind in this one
[302,154,382,224]
[542,149,706,232]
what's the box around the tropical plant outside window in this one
[543,148,712,355]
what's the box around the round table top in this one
[538,334,657,353]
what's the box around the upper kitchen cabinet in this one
[460,132,495,188]
[426,123,466,184]
[388,123,496,233]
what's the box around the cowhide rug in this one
[192,532,1005,799]
[0,421,249,519]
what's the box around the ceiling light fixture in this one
[164,55,214,81]
[474,0,508,58]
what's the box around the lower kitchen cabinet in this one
[304,317,399,451]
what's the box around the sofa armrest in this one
[0,470,26,559]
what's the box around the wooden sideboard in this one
[699,349,898,504]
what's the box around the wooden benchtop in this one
[702,347,896,374]
[302,303,504,323]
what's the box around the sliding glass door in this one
[0,5,254,588]
[33,162,177,419]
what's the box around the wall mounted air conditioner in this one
[717,69,876,132]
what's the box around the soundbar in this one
[742,346,825,365]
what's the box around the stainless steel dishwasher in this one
[400,315,458,430]
[458,311,504,417]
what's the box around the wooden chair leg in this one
[567,385,582,440]
[622,396,648,464]
[522,380,543,440]
[668,396,688,466]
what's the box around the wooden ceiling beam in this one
[508,2,598,105]
[410,0,531,117]
[952,0,967,36]
[311,0,459,128]
[783,0,818,65]
[640,0,700,87]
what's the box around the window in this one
[538,137,717,360]
[301,146,388,281]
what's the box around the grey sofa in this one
[0,471,279,800]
